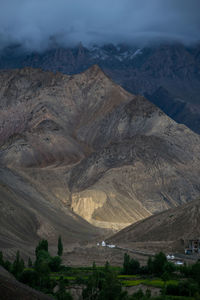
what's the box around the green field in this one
[50,270,180,290]
[121,278,179,288]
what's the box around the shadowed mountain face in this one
[145,87,200,135]
[0,65,200,253]
[0,43,200,133]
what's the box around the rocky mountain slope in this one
[0,65,200,245]
[108,199,200,253]
[146,87,200,135]
[0,167,103,259]
[0,43,200,133]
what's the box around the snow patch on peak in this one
[89,45,143,61]
[130,48,143,59]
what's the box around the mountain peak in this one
[85,64,106,77]
[0,65,200,240]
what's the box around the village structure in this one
[185,239,200,255]
[97,241,116,248]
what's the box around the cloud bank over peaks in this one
[0,0,200,51]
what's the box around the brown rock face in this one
[0,65,200,252]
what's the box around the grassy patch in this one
[51,266,122,278]
[121,278,179,288]
[50,275,76,281]
[151,296,194,300]
[118,274,138,279]
[143,279,164,288]
[122,279,144,286]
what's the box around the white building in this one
[107,244,116,248]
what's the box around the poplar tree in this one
[28,257,32,267]
[57,235,63,256]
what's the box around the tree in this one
[0,251,4,266]
[122,253,140,275]
[35,239,48,258]
[152,252,167,276]
[99,262,128,300]
[161,271,170,282]
[12,251,25,278]
[57,235,63,257]
[28,257,32,268]
[122,253,131,274]
[83,262,127,300]
[147,257,153,274]
[129,258,140,275]
[49,256,62,272]
[56,276,73,300]
[82,268,101,299]
[3,260,12,272]
[164,261,176,275]
[35,251,51,274]
[191,262,200,284]
[0,252,11,272]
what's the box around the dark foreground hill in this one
[0,65,200,255]
[0,266,53,300]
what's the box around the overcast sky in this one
[0,0,200,51]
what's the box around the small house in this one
[185,238,200,254]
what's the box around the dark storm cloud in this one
[0,0,200,51]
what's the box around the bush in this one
[19,269,38,287]
[130,288,144,300]
[75,276,86,284]
[166,283,180,296]
[191,262,200,284]
[166,280,199,297]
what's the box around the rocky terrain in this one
[0,64,200,256]
[0,167,104,259]
[108,199,200,253]
[0,43,200,133]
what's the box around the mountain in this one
[145,87,200,135]
[0,43,200,133]
[108,199,200,253]
[0,65,200,251]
